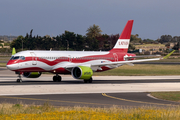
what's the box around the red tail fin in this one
[110,20,134,53]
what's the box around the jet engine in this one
[23,72,42,78]
[71,66,93,79]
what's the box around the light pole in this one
[66,40,69,50]
[21,39,23,51]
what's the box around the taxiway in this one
[0,67,180,107]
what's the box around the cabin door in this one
[30,52,37,65]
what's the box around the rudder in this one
[110,20,134,53]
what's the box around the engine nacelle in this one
[23,72,42,78]
[71,66,93,79]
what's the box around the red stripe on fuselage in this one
[7,52,136,73]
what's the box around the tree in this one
[173,42,180,50]
[96,34,110,50]
[75,34,85,51]
[0,43,3,48]
[143,39,155,44]
[130,34,142,43]
[158,35,172,43]
[86,24,102,38]
[128,43,136,51]
[10,35,24,49]
[61,31,76,50]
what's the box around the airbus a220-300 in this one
[6,20,162,83]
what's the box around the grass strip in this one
[0,63,6,67]
[151,92,180,102]
[94,64,180,76]
[0,103,180,119]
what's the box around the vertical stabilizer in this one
[110,20,134,53]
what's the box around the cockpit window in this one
[10,56,25,60]
[13,56,20,60]
[20,56,25,60]
[10,56,14,60]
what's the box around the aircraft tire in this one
[17,79,22,83]
[84,77,93,83]
[58,76,62,82]
[53,76,58,82]
[89,77,93,83]
[84,80,88,83]
[53,76,61,82]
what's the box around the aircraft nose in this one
[6,64,11,70]
[6,60,17,70]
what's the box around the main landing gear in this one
[84,77,93,83]
[53,74,62,82]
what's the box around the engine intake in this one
[71,66,93,79]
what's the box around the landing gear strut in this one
[84,77,93,83]
[16,72,22,83]
[53,74,62,82]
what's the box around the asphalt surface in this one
[0,68,180,108]
[0,93,179,108]
[1,78,180,86]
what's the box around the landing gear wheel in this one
[16,72,22,83]
[53,74,62,82]
[84,80,88,83]
[84,77,93,83]
[89,77,93,83]
[58,76,62,82]
[53,76,57,82]
[17,79,22,83]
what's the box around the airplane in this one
[7,20,164,83]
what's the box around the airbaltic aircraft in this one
[6,20,162,83]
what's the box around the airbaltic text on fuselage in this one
[114,39,130,49]
[84,72,92,75]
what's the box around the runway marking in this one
[102,93,179,106]
[0,94,179,107]
[0,96,114,107]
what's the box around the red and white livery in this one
[6,20,161,83]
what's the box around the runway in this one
[0,67,180,107]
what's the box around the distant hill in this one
[0,35,17,42]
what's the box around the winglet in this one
[12,47,16,55]
[163,50,175,59]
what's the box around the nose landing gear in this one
[16,72,22,83]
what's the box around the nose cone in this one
[6,60,17,70]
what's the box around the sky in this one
[0,0,180,40]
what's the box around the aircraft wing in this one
[65,58,161,71]
[65,50,175,71]
[91,58,161,67]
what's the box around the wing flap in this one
[125,55,161,59]
[91,58,161,67]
